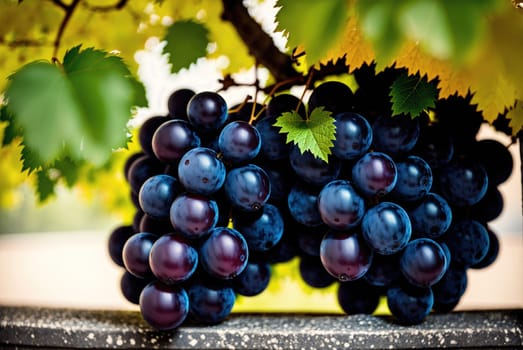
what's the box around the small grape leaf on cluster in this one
[389,72,439,118]
[274,107,336,162]
[163,20,210,73]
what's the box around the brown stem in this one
[221,0,300,83]
[84,0,127,12]
[53,0,81,59]
[50,0,68,11]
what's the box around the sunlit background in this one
[0,0,521,314]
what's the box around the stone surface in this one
[0,306,522,349]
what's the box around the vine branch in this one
[53,0,81,59]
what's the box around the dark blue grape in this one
[266,93,306,119]
[400,238,447,287]
[199,227,248,279]
[308,81,354,115]
[224,164,271,212]
[188,282,235,324]
[233,260,271,296]
[218,121,261,164]
[372,114,420,155]
[232,203,284,252]
[168,88,195,119]
[412,123,454,169]
[299,254,336,288]
[391,155,433,202]
[139,281,189,330]
[470,227,499,269]
[443,219,490,267]
[332,112,373,160]
[178,147,226,195]
[287,181,323,227]
[364,253,402,287]
[320,230,373,282]
[122,232,158,278]
[289,146,341,187]
[149,233,198,285]
[127,155,164,194]
[362,202,411,255]
[408,193,452,239]
[387,283,434,325]
[470,186,504,223]
[255,115,291,160]
[151,119,200,163]
[138,174,180,220]
[296,225,328,256]
[432,264,468,306]
[472,139,513,185]
[120,271,150,305]
[187,91,228,133]
[317,180,365,230]
[337,280,381,315]
[124,151,145,181]
[170,193,219,240]
[352,151,397,198]
[438,158,488,207]
[108,225,134,267]
[258,162,294,204]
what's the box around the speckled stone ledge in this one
[0,306,522,349]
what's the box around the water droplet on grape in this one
[251,203,261,211]
[202,177,209,183]
[184,159,190,166]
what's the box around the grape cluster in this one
[108,65,512,329]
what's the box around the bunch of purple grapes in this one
[108,65,512,329]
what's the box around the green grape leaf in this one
[390,72,439,118]
[274,107,336,162]
[276,0,348,65]
[20,145,46,174]
[36,169,56,202]
[53,157,81,188]
[506,100,523,134]
[5,45,146,167]
[0,105,22,146]
[163,20,210,73]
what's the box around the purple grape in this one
[407,193,452,239]
[139,214,174,235]
[289,147,341,187]
[199,227,249,279]
[320,230,373,282]
[187,282,235,324]
[138,174,180,220]
[470,227,499,269]
[178,147,226,196]
[170,193,219,240]
[122,232,158,278]
[149,233,198,285]
[255,115,291,160]
[139,281,189,330]
[120,271,150,305]
[432,264,468,307]
[351,151,397,198]
[151,119,200,163]
[167,88,195,119]
[187,91,228,133]
[317,180,366,230]
[363,253,402,287]
[472,139,513,185]
[139,116,169,157]
[224,164,271,212]
[470,186,504,223]
[266,93,306,119]
[108,225,134,267]
[400,238,447,287]
[332,112,373,160]
[362,202,412,255]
